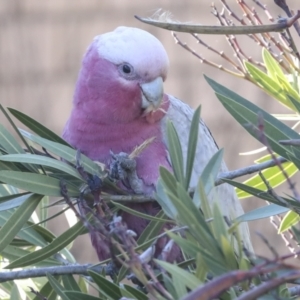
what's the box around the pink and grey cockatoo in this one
[62,26,252,260]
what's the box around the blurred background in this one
[0,0,297,263]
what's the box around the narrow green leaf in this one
[78,277,88,294]
[26,221,56,243]
[169,231,203,256]
[211,203,228,242]
[155,260,202,290]
[0,192,31,211]
[278,210,300,233]
[244,61,295,110]
[137,210,166,244]
[162,274,178,299]
[0,193,43,253]
[123,284,148,300]
[32,281,57,300]
[47,274,70,300]
[40,196,49,228]
[237,162,297,198]
[7,219,85,268]
[0,210,48,247]
[0,160,22,172]
[10,239,33,247]
[0,281,14,298]
[156,177,177,219]
[287,95,300,113]
[64,292,99,300]
[185,106,201,189]
[0,171,80,197]
[220,236,238,270]
[262,48,287,84]
[10,284,21,300]
[28,222,76,263]
[173,273,187,298]
[159,167,178,196]
[278,77,300,103]
[62,275,81,292]
[195,253,208,282]
[88,270,122,300]
[169,183,226,270]
[205,75,300,160]
[1,245,59,267]
[167,120,184,185]
[0,124,25,154]
[194,180,212,222]
[8,108,71,146]
[0,104,33,155]
[0,183,19,196]
[200,149,223,190]
[195,149,224,207]
[224,179,300,209]
[120,288,136,299]
[111,201,169,223]
[237,204,289,222]
[0,154,84,180]
[20,129,104,176]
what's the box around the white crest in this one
[94,27,169,80]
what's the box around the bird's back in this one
[162,95,253,251]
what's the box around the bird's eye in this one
[122,64,132,74]
[119,63,135,78]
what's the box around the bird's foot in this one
[109,151,144,194]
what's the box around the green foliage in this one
[0,102,261,299]
[205,68,300,225]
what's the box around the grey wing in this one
[161,95,253,251]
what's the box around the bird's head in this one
[73,27,169,124]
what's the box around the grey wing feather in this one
[161,95,253,252]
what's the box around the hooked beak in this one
[140,77,164,113]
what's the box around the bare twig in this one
[215,156,287,186]
[135,10,300,34]
[172,32,245,78]
[0,264,107,283]
[83,156,289,204]
[182,249,300,300]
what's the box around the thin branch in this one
[172,32,244,78]
[252,0,274,22]
[101,194,156,203]
[182,249,300,300]
[215,156,287,186]
[135,10,300,35]
[274,0,300,37]
[236,271,300,300]
[0,264,107,283]
[97,156,288,203]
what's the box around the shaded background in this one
[0,0,297,263]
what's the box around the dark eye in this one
[119,63,135,78]
[122,64,132,74]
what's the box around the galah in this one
[62,26,252,260]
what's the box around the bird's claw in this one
[109,151,144,194]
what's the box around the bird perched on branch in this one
[63,26,252,260]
